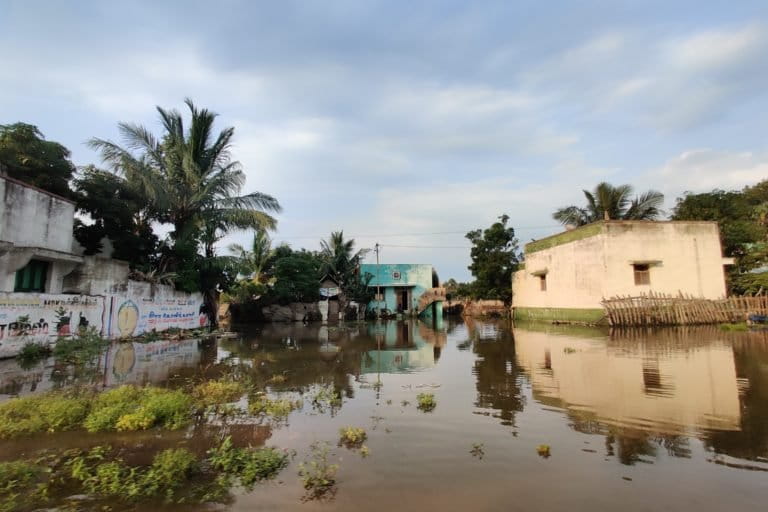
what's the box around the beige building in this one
[512,221,734,322]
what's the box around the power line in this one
[270,225,561,240]
[379,244,471,249]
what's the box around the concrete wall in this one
[0,176,75,253]
[360,263,435,312]
[513,221,731,315]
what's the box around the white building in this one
[512,221,734,322]
[0,174,83,293]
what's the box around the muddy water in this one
[2,319,768,510]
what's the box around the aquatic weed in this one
[207,436,288,488]
[470,443,485,459]
[17,341,51,366]
[0,393,90,438]
[338,427,367,448]
[298,441,338,501]
[416,393,437,412]
[537,444,551,458]
[0,460,46,512]
[249,393,302,419]
[192,380,246,411]
[85,386,191,432]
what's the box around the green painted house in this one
[360,263,445,318]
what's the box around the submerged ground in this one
[1,319,767,510]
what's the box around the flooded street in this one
[2,319,767,510]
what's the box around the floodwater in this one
[1,319,768,510]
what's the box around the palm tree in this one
[228,230,272,282]
[320,231,368,283]
[553,182,664,227]
[89,99,281,326]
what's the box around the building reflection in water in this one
[360,320,446,374]
[465,321,768,467]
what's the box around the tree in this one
[465,215,521,306]
[271,250,323,304]
[0,122,75,197]
[553,182,664,227]
[88,99,281,326]
[228,230,272,282]
[72,165,161,269]
[319,231,369,305]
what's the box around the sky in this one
[2,0,768,280]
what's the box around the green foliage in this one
[0,122,75,197]
[207,436,288,488]
[553,182,664,226]
[222,279,267,304]
[311,386,342,412]
[0,393,90,438]
[466,215,520,305]
[719,322,749,332]
[17,341,51,366]
[0,460,46,512]
[192,380,246,411]
[338,426,367,448]
[416,392,437,412]
[249,393,302,418]
[298,441,338,500]
[52,327,109,364]
[88,99,282,326]
[70,446,198,503]
[84,385,191,432]
[731,270,768,295]
[271,249,323,303]
[72,165,161,267]
[229,230,273,282]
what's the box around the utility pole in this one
[375,243,381,314]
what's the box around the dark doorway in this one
[397,289,409,312]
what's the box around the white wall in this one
[0,176,75,253]
[513,221,731,310]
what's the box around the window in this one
[539,275,547,291]
[14,259,49,292]
[633,264,650,285]
[392,271,401,280]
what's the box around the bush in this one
[0,460,45,511]
[0,394,90,438]
[17,342,51,365]
[298,441,338,500]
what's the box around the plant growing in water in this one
[470,443,485,459]
[249,393,302,419]
[207,436,289,489]
[298,441,339,501]
[416,393,437,412]
[338,426,367,448]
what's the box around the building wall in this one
[360,263,435,312]
[513,221,730,315]
[0,176,75,253]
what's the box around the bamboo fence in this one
[601,291,768,327]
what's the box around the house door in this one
[397,289,409,312]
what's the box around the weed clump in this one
[0,393,90,438]
[17,342,51,366]
[207,436,289,488]
[53,328,109,364]
[298,441,338,501]
[69,446,199,503]
[311,386,342,413]
[416,393,437,412]
[338,427,367,448]
[84,385,191,432]
[192,380,246,411]
[249,393,302,419]
[0,460,46,511]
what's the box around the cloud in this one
[650,149,768,196]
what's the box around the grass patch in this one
[0,393,90,438]
[0,460,46,512]
[85,385,191,432]
[416,393,437,412]
[719,322,749,332]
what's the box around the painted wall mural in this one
[0,290,208,358]
[0,293,106,357]
[106,295,208,338]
